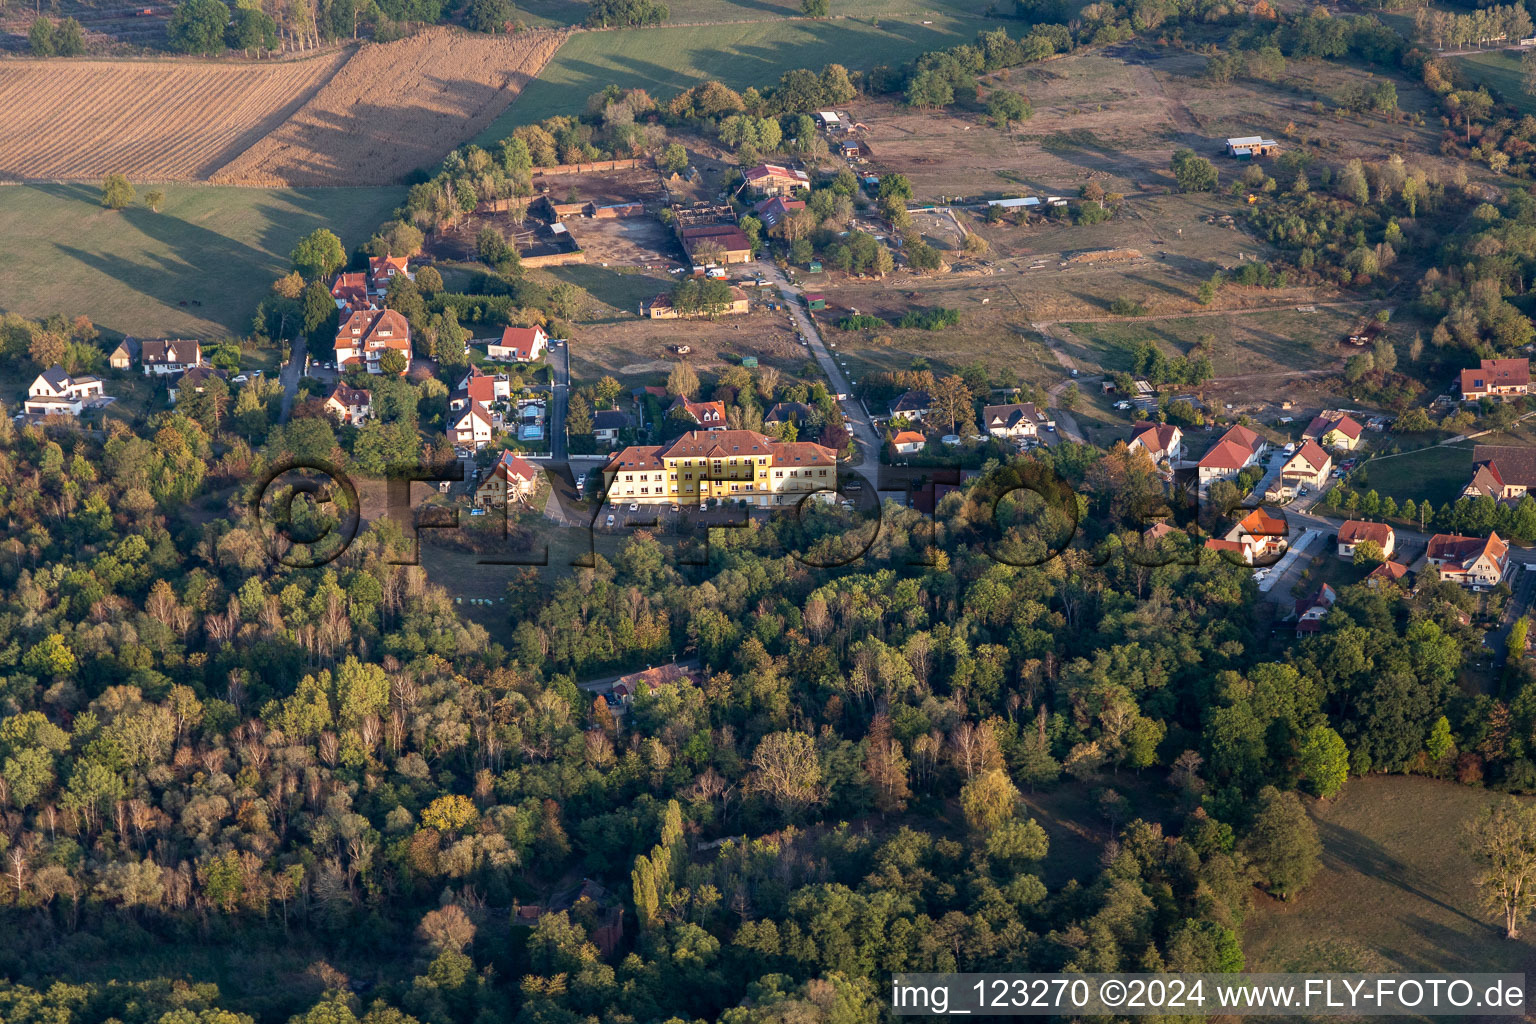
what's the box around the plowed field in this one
[0,51,349,182]
[211,26,566,186]
[0,26,564,186]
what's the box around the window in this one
[774,470,783,478]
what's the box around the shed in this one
[808,260,823,272]
[806,293,826,311]
[741,356,758,368]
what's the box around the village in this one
[16,109,1536,660]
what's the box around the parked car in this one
[628,503,639,512]
[605,514,615,527]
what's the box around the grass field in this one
[1353,443,1473,511]
[474,15,995,142]
[1245,775,1536,975]
[517,0,998,26]
[0,183,404,337]
[1451,50,1535,114]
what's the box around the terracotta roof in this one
[1129,420,1180,454]
[1338,520,1393,547]
[1238,507,1288,537]
[336,308,411,352]
[1199,424,1264,470]
[368,254,409,288]
[327,383,371,407]
[492,450,539,484]
[1462,358,1530,394]
[1199,439,1256,471]
[330,272,371,308]
[1368,560,1409,582]
[670,396,726,425]
[1287,440,1331,473]
[606,429,834,470]
[1205,538,1248,554]
[744,163,810,184]
[1144,522,1180,542]
[496,325,546,360]
[893,430,926,445]
[1427,531,1508,569]
[1303,412,1362,441]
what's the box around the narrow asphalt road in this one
[548,339,570,461]
[278,334,306,423]
[758,262,880,478]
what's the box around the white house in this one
[141,339,202,375]
[25,364,105,417]
[449,401,495,450]
[487,325,548,363]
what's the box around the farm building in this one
[743,163,810,197]
[677,223,753,264]
[986,196,1040,210]
[641,287,750,319]
[805,293,826,311]
[1225,135,1278,158]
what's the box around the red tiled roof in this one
[1338,520,1393,547]
[1288,440,1331,473]
[496,325,546,360]
[1238,507,1287,537]
[1462,358,1530,394]
[1199,439,1255,471]
[893,430,926,445]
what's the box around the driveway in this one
[758,262,880,480]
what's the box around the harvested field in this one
[0,50,349,182]
[214,26,566,186]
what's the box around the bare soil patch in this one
[0,50,349,182]
[212,26,566,186]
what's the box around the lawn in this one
[1451,50,1535,115]
[1352,442,1473,512]
[474,15,996,141]
[0,183,404,338]
[1244,775,1536,975]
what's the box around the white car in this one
[233,374,248,383]
[628,503,639,512]
[605,514,615,527]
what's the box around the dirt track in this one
[211,26,566,186]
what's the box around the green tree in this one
[28,17,54,55]
[466,0,512,29]
[168,0,231,54]
[1171,149,1217,192]
[667,361,699,398]
[226,7,278,52]
[1297,724,1348,799]
[658,142,688,174]
[986,89,1032,131]
[960,768,1020,834]
[291,228,346,280]
[801,0,829,14]
[145,189,166,212]
[1242,786,1321,899]
[101,174,135,210]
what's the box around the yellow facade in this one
[603,431,837,506]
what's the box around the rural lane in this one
[759,262,881,479]
[279,334,307,423]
